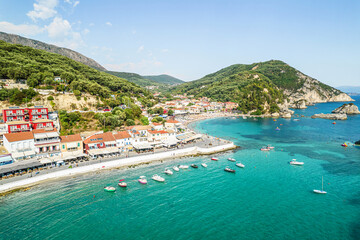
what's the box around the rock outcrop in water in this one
[0,31,106,71]
[332,103,360,114]
[355,140,360,145]
[311,113,347,120]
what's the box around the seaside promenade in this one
[0,135,236,194]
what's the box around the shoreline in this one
[0,141,236,196]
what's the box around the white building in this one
[3,131,36,160]
[32,128,61,158]
[114,131,132,151]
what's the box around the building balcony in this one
[34,139,60,145]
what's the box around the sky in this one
[0,0,359,86]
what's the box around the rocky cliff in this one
[285,71,353,108]
[0,31,106,71]
[332,103,360,114]
[311,113,347,120]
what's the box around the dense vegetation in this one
[106,71,161,88]
[0,40,150,100]
[0,87,37,105]
[59,103,147,135]
[171,60,339,113]
[143,74,184,85]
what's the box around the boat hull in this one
[313,190,327,194]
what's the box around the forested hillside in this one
[0,40,148,99]
[171,60,346,114]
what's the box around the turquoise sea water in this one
[1,97,360,240]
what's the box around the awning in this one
[46,132,59,138]
[40,158,52,164]
[12,152,24,159]
[34,133,47,139]
[23,150,36,156]
[133,142,153,150]
[56,160,64,164]
[0,160,43,175]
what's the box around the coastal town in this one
[0,97,239,182]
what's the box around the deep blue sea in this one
[0,97,359,240]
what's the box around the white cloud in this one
[27,0,58,21]
[82,28,90,35]
[0,21,44,36]
[137,45,144,53]
[89,23,95,27]
[106,22,112,26]
[45,17,84,50]
[131,30,136,35]
[46,17,71,38]
[64,0,79,8]
[161,49,169,53]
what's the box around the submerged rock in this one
[311,113,347,120]
[332,103,360,115]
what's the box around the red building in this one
[83,132,116,153]
[2,106,52,133]
[26,107,49,122]
[6,121,31,133]
[2,108,25,122]
[31,119,54,130]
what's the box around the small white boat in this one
[201,163,207,168]
[178,165,189,169]
[290,159,304,166]
[118,179,127,187]
[164,169,173,175]
[267,145,275,150]
[236,163,245,168]
[104,186,116,192]
[228,158,236,162]
[260,147,270,151]
[152,174,165,182]
[173,166,180,172]
[313,176,327,194]
[138,176,147,184]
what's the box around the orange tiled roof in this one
[148,130,168,135]
[84,132,115,144]
[60,134,82,143]
[32,128,57,133]
[113,131,131,140]
[4,132,34,142]
[166,119,180,123]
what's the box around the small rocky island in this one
[331,103,360,114]
[311,113,347,120]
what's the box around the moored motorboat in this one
[211,157,219,161]
[260,147,270,151]
[201,163,207,168]
[173,166,180,172]
[138,176,147,184]
[228,158,236,162]
[290,159,304,166]
[118,179,127,187]
[164,169,173,175]
[178,165,189,169]
[224,167,236,173]
[341,143,348,147]
[236,163,245,168]
[104,186,116,192]
[152,174,165,182]
[191,164,198,168]
[267,145,275,149]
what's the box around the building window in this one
[62,144,65,149]
[78,142,80,147]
